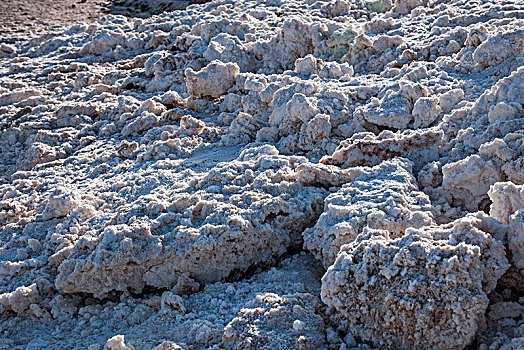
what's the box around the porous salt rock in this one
[253,17,331,71]
[431,215,510,293]
[137,99,168,116]
[272,93,318,136]
[478,300,524,349]
[1,0,523,347]
[389,0,427,16]
[488,101,523,124]
[54,148,328,297]
[179,115,205,136]
[489,182,524,225]
[185,60,240,99]
[222,112,262,145]
[50,294,80,320]
[161,291,186,315]
[327,27,359,61]
[160,91,183,109]
[0,88,42,106]
[488,182,524,292]
[321,128,442,171]
[222,293,326,350]
[154,341,186,350]
[219,93,243,114]
[237,144,279,162]
[116,140,139,159]
[0,284,39,315]
[412,96,442,128]
[0,43,16,55]
[318,61,354,79]
[509,210,524,272]
[435,154,503,213]
[81,29,127,56]
[365,0,392,13]
[42,187,83,220]
[104,335,134,350]
[355,81,428,129]
[304,157,435,267]
[294,54,354,79]
[488,302,524,321]
[439,88,464,114]
[294,54,323,77]
[204,33,257,71]
[243,74,268,93]
[473,29,524,67]
[322,216,508,350]
[16,142,67,171]
[278,113,333,153]
[121,113,161,137]
[451,67,524,150]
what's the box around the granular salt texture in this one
[430,216,509,293]
[424,129,524,221]
[321,218,508,350]
[0,283,39,315]
[489,182,524,225]
[0,0,523,348]
[354,80,429,130]
[185,60,240,99]
[476,299,524,350]
[222,293,326,350]
[488,182,524,292]
[509,210,524,276]
[473,29,524,68]
[321,128,443,171]
[304,157,435,267]
[154,341,187,350]
[55,147,328,297]
[443,67,524,168]
[104,335,134,350]
[1,252,324,349]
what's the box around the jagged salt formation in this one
[0,0,523,348]
[54,146,332,297]
[304,157,435,267]
[322,217,509,350]
[222,292,326,349]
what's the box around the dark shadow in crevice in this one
[225,243,306,283]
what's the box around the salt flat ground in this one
[0,0,204,43]
[0,0,111,43]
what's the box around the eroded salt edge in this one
[0,0,523,349]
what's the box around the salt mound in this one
[0,0,523,348]
[54,148,330,297]
[321,217,508,349]
[304,157,435,267]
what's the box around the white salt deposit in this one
[0,0,523,349]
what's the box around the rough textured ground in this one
[0,0,523,349]
[0,0,110,43]
[0,0,207,43]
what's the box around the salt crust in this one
[0,0,523,348]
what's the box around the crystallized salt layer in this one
[321,217,508,350]
[304,157,435,267]
[0,0,523,348]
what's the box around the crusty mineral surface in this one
[304,157,435,267]
[0,0,523,349]
[321,218,508,350]
[222,292,326,350]
[488,182,524,293]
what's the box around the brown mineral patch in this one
[0,0,110,43]
[0,0,208,43]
